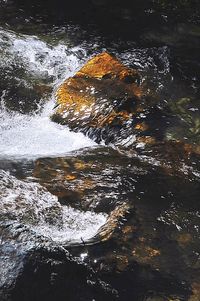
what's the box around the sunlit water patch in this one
[0,170,107,244]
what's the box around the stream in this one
[0,1,200,300]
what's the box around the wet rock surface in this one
[32,145,200,211]
[0,233,115,301]
[33,147,138,212]
[52,51,200,159]
[52,52,146,144]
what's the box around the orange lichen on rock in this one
[131,244,161,267]
[95,203,131,242]
[52,52,144,143]
[75,52,139,83]
[56,77,95,112]
[134,122,149,132]
[64,174,76,181]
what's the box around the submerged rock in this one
[33,147,138,212]
[31,146,200,300]
[51,52,147,144]
[0,170,115,301]
[0,237,116,301]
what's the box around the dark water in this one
[0,1,200,300]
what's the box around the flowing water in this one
[0,170,107,243]
[0,2,200,300]
[0,29,95,159]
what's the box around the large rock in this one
[51,52,200,155]
[51,52,147,144]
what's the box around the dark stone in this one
[0,224,116,301]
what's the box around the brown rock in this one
[51,52,145,144]
[32,147,136,212]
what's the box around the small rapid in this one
[0,170,107,244]
[0,104,95,159]
[0,28,95,159]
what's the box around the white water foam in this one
[0,28,95,159]
[0,170,107,243]
[0,105,95,159]
[0,27,86,81]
